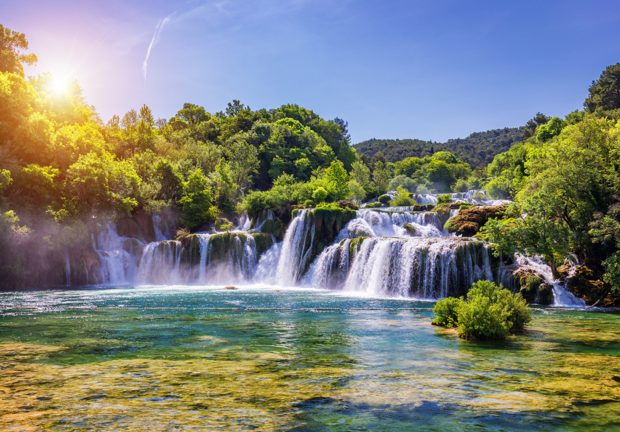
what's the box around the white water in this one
[515,255,585,307]
[82,190,578,305]
[274,210,315,286]
[65,254,71,286]
[93,224,142,284]
[152,214,170,241]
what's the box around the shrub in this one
[432,280,532,340]
[313,187,328,204]
[378,194,391,204]
[452,179,468,193]
[436,194,452,205]
[472,191,487,201]
[364,201,382,208]
[432,297,462,327]
[390,186,415,206]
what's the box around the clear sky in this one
[3,0,620,143]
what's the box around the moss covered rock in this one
[252,233,274,256]
[259,218,284,242]
[511,267,553,305]
[444,204,508,237]
[566,265,614,306]
[403,222,419,236]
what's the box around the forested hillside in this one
[354,127,524,168]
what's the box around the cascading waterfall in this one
[515,255,585,307]
[139,240,183,284]
[306,237,493,298]
[197,234,212,282]
[78,189,579,306]
[65,254,71,286]
[152,214,170,241]
[275,210,315,286]
[94,224,141,284]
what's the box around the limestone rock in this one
[444,204,508,237]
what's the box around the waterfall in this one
[94,224,140,284]
[342,209,446,239]
[65,254,71,286]
[152,214,169,241]
[306,237,493,298]
[275,210,315,286]
[515,255,585,307]
[242,235,258,279]
[139,240,183,285]
[197,234,212,283]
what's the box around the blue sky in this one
[3,0,620,143]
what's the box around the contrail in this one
[143,13,174,81]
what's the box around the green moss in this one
[403,222,419,236]
[348,236,368,258]
[252,233,274,257]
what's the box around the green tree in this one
[389,175,416,192]
[536,117,566,142]
[350,160,371,186]
[426,160,455,186]
[522,112,550,139]
[390,186,415,206]
[348,180,366,202]
[178,168,218,229]
[372,161,391,194]
[585,63,620,113]
[324,160,350,200]
[0,24,37,77]
[225,133,259,189]
[66,150,141,216]
[313,187,327,204]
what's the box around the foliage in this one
[390,187,415,206]
[389,175,416,192]
[432,297,462,328]
[536,117,566,142]
[348,180,366,201]
[372,161,391,194]
[350,160,371,187]
[178,169,218,229]
[585,63,620,113]
[436,194,452,205]
[603,252,620,295]
[522,112,550,139]
[324,160,350,200]
[354,127,523,169]
[485,177,513,199]
[378,194,391,204]
[456,281,531,340]
[313,187,327,204]
[0,24,38,77]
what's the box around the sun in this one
[51,73,70,94]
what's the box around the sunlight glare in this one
[51,73,70,95]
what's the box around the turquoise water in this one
[1,285,620,430]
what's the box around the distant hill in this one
[353,127,524,168]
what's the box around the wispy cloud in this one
[143,13,175,81]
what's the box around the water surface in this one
[1,285,619,431]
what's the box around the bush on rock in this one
[432,280,532,340]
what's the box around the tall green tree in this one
[0,24,37,77]
[585,63,620,113]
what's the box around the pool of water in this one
[1,285,620,431]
